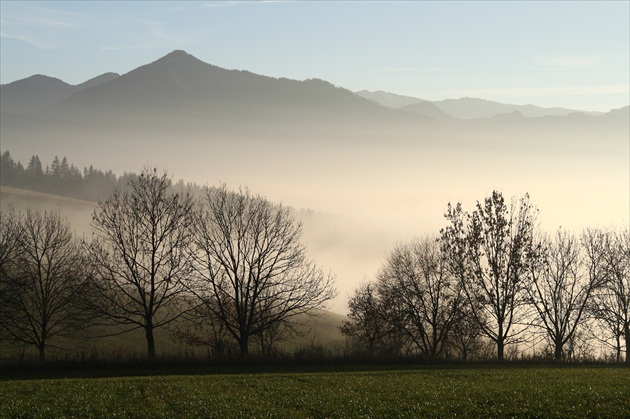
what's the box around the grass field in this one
[1,366,629,418]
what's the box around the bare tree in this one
[172,299,234,358]
[0,208,23,345]
[587,228,629,363]
[89,168,195,360]
[340,282,388,357]
[191,185,336,357]
[527,229,601,361]
[254,315,291,357]
[0,208,21,274]
[448,312,487,361]
[442,191,538,361]
[439,220,486,361]
[376,237,464,359]
[0,209,89,361]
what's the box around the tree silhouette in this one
[191,185,336,357]
[442,191,538,361]
[89,168,195,360]
[0,209,90,361]
[527,229,602,361]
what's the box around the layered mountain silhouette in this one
[1,50,627,321]
[431,97,603,119]
[400,101,456,122]
[2,50,624,126]
[3,50,411,130]
[356,90,605,119]
[0,50,627,166]
[355,90,426,109]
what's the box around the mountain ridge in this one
[20,49,404,130]
[1,49,626,145]
[2,51,621,122]
[355,90,607,119]
[0,72,119,116]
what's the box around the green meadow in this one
[1,366,629,418]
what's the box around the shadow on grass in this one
[2,355,626,381]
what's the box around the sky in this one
[1,1,628,112]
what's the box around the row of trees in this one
[1,167,627,364]
[0,151,203,202]
[0,169,335,361]
[341,192,629,363]
[1,151,120,201]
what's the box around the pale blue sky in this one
[1,1,628,111]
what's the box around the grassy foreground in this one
[1,366,629,418]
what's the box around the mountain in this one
[432,97,602,119]
[400,101,457,122]
[356,90,426,109]
[0,50,432,183]
[0,72,119,116]
[0,75,74,115]
[75,72,120,90]
[40,50,399,129]
[356,90,604,119]
[598,105,630,123]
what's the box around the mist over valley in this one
[1,50,628,314]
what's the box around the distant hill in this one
[0,72,119,116]
[0,75,74,115]
[355,90,426,109]
[400,101,457,122]
[0,185,96,236]
[75,72,120,90]
[432,97,603,119]
[599,105,630,122]
[356,90,604,119]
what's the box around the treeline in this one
[341,192,629,364]
[0,169,335,363]
[0,162,628,366]
[1,151,119,201]
[0,151,203,201]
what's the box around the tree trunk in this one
[625,323,630,364]
[239,332,249,357]
[145,321,156,361]
[554,340,563,362]
[616,334,621,363]
[38,341,46,363]
[497,339,504,362]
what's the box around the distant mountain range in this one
[0,49,627,171]
[1,50,627,312]
[355,90,606,120]
[1,50,401,128]
[2,50,624,125]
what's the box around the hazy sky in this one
[1,1,628,112]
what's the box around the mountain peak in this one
[13,74,71,88]
[162,49,192,59]
[168,49,189,56]
[155,49,203,64]
[0,74,75,115]
[133,49,220,78]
